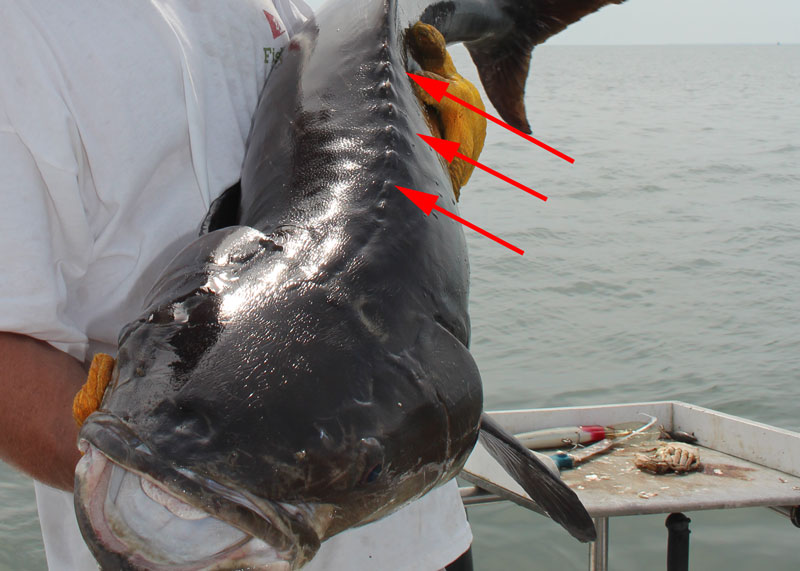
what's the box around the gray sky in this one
[302,0,799,45]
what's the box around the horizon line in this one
[543,41,798,47]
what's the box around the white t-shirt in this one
[0,1,471,569]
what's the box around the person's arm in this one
[0,73,93,491]
[0,332,85,491]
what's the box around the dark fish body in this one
[74,0,625,568]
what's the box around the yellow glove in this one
[73,353,115,427]
[407,22,487,200]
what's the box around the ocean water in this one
[456,44,800,570]
[1,45,798,570]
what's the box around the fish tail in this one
[470,0,627,133]
[424,0,627,133]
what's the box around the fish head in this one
[74,225,474,569]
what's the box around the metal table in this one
[460,401,800,570]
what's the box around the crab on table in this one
[634,443,701,475]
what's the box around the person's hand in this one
[407,22,487,200]
[73,353,115,428]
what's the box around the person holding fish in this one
[0,1,490,569]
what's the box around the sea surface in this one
[1,44,799,570]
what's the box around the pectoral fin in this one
[201,182,242,234]
[478,413,596,542]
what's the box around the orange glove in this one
[407,22,487,200]
[73,353,115,427]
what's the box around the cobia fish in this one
[74,0,625,568]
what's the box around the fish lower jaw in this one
[74,442,295,570]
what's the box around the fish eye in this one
[357,437,384,485]
[362,463,383,484]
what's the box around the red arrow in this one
[408,72,574,164]
[396,186,524,255]
[418,134,548,202]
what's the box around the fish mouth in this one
[75,415,325,570]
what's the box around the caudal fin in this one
[478,413,596,542]
[466,0,627,133]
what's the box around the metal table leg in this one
[588,517,608,571]
[666,513,691,571]
[768,505,800,528]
